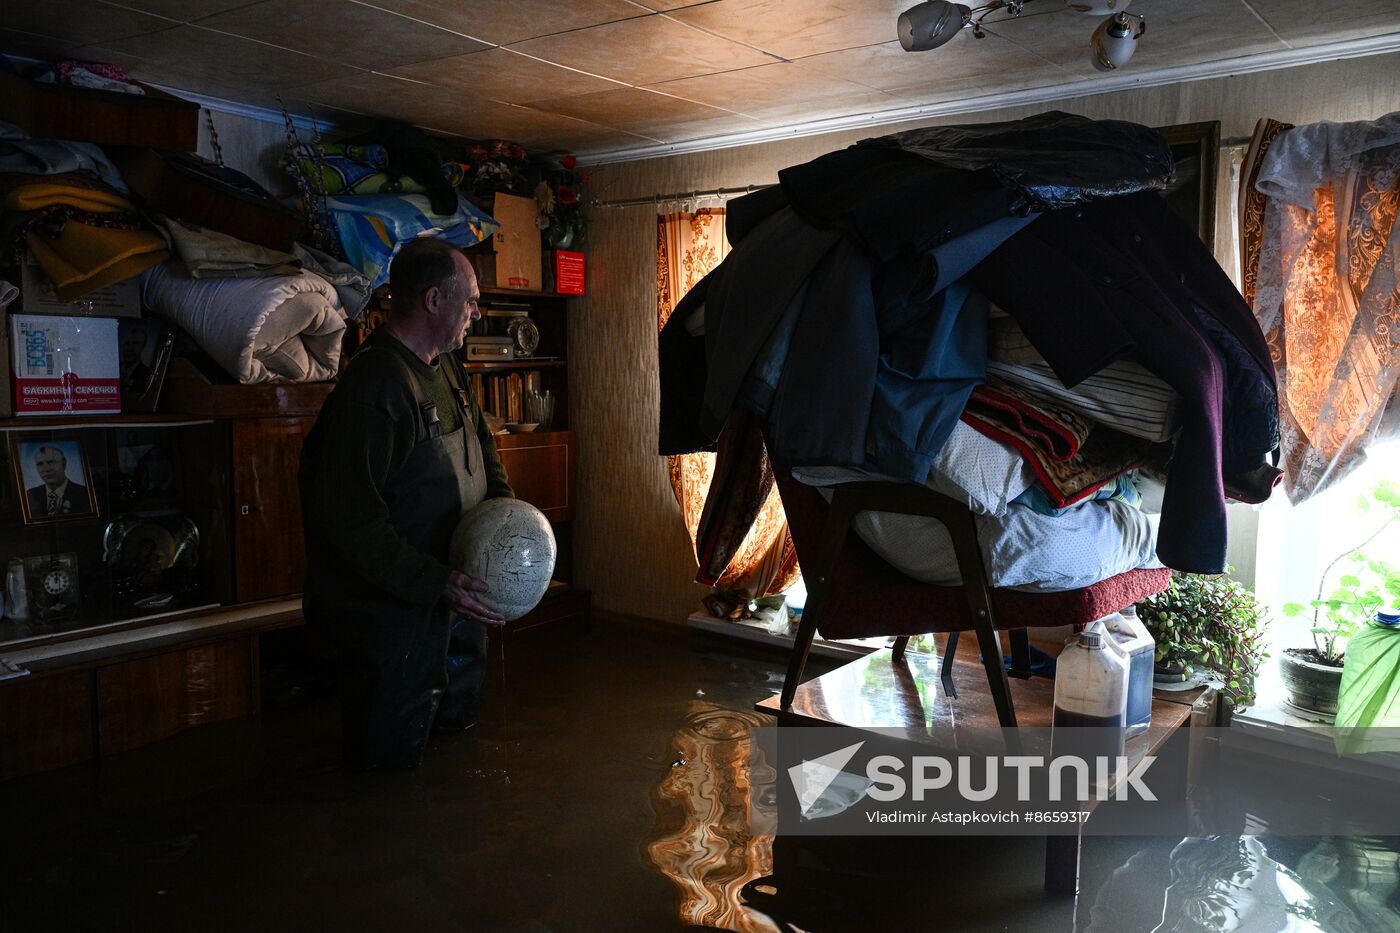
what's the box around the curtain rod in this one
[594,183,776,209]
[598,137,1254,209]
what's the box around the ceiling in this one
[5,0,1400,161]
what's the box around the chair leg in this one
[1008,628,1033,679]
[940,631,959,698]
[780,490,856,710]
[972,615,1017,727]
[891,636,909,663]
[781,601,821,709]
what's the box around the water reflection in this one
[1084,836,1400,933]
[645,702,779,932]
[644,703,1400,932]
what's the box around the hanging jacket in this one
[973,191,1279,573]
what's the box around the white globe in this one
[449,498,557,621]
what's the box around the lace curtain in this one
[1243,114,1400,503]
[656,209,800,603]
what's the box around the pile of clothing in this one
[285,123,498,289]
[0,119,364,385]
[659,112,1282,590]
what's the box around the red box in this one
[10,315,121,416]
[552,250,585,295]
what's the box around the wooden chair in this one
[774,471,1172,727]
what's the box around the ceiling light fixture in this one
[1090,10,1147,71]
[897,0,1148,72]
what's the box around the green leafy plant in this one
[1136,569,1270,709]
[1282,480,1400,666]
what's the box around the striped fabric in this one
[985,314,1179,443]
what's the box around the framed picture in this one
[1155,120,1221,245]
[10,437,98,524]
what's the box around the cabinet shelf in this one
[0,413,213,431]
[463,359,567,372]
[480,287,571,301]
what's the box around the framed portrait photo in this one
[10,437,98,524]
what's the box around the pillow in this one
[791,422,1035,516]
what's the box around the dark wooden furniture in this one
[0,71,198,150]
[163,357,333,603]
[468,286,590,632]
[774,474,1172,726]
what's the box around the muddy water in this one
[3,619,1398,932]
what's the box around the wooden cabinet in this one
[96,637,257,756]
[232,417,315,601]
[495,430,573,521]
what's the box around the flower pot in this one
[1280,647,1343,718]
[1153,659,1190,684]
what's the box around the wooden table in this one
[756,645,1216,896]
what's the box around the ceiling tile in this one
[85,25,360,92]
[984,1,1285,75]
[525,86,758,140]
[799,33,1063,94]
[105,0,261,20]
[196,0,488,68]
[388,48,626,103]
[668,0,909,59]
[2,0,174,47]
[509,15,777,85]
[0,28,85,59]
[350,0,649,46]
[1246,0,1400,46]
[647,60,893,121]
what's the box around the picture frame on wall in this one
[10,437,98,524]
[1155,120,1221,245]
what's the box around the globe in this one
[449,498,557,621]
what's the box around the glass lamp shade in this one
[898,1,972,52]
[1090,12,1142,71]
[1066,0,1130,14]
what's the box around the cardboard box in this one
[490,193,542,291]
[20,251,141,319]
[550,250,586,295]
[10,315,121,416]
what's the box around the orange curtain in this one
[1243,120,1400,503]
[657,209,800,601]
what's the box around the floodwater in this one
[2,618,1397,931]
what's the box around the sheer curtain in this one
[656,209,800,606]
[1239,117,1400,708]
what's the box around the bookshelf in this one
[464,287,589,637]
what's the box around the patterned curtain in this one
[657,210,800,603]
[1242,117,1400,503]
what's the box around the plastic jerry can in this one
[1096,607,1155,738]
[1053,627,1130,767]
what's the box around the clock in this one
[43,566,72,595]
[505,316,539,357]
[24,552,80,621]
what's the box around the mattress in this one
[801,478,1162,593]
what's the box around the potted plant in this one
[1281,481,1400,719]
[1135,569,1270,714]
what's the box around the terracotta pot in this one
[1280,647,1343,718]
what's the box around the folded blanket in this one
[0,121,129,192]
[142,262,345,383]
[961,380,1145,509]
[987,314,1179,443]
[5,179,167,299]
[156,215,302,279]
[323,192,498,288]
